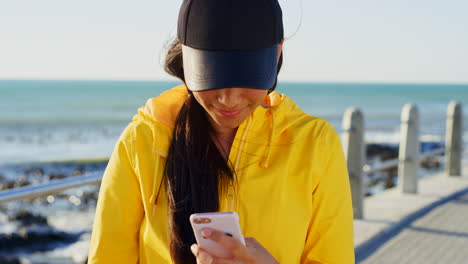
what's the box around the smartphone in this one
[190,212,245,258]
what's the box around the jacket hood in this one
[132,84,311,167]
[132,84,315,213]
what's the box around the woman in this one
[87,0,354,263]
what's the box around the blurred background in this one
[0,0,467,263]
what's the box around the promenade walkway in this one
[361,192,468,263]
[355,165,468,263]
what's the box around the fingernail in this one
[191,244,197,253]
[202,228,212,237]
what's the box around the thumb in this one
[245,237,262,248]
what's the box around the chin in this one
[218,121,242,129]
[214,118,244,129]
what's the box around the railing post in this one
[446,101,463,176]
[398,104,420,194]
[342,107,365,219]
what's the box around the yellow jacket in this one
[88,85,354,263]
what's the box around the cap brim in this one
[182,44,278,91]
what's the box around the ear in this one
[277,39,284,61]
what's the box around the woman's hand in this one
[190,228,279,264]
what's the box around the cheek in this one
[248,90,269,105]
[192,93,214,109]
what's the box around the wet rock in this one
[1,210,82,254]
[8,211,48,226]
[24,167,45,177]
[0,174,12,191]
[81,191,99,205]
[0,226,81,253]
[49,173,66,180]
[0,180,15,190]
[0,255,20,264]
[72,165,85,176]
[421,156,441,169]
[383,167,398,189]
[0,175,31,190]
[366,144,398,161]
[13,176,30,188]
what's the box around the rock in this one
[72,165,85,177]
[1,176,31,190]
[1,211,82,254]
[81,191,99,205]
[0,180,15,190]
[0,174,13,191]
[16,176,30,188]
[0,255,20,264]
[0,226,81,253]
[366,143,399,161]
[49,173,66,180]
[24,167,45,177]
[383,167,398,189]
[8,211,48,226]
[0,175,31,190]
[421,156,441,169]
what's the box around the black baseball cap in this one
[177,0,284,91]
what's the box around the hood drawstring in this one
[149,159,164,218]
[234,116,253,170]
[260,108,275,168]
[148,97,277,215]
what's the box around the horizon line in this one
[1,78,467,86]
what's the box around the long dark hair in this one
[163,38,283,263]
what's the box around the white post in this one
[342,108,365,219]
[398,104,420,194]
[446,101,463,176]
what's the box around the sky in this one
[0,0,467,84]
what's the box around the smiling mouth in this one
[217,109,242,117]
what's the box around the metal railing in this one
[0,173,101,205]
[363,149,446,176]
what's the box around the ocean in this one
[1,80,467,165]
[1,80,468,263]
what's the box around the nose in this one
[216,88,243,109]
